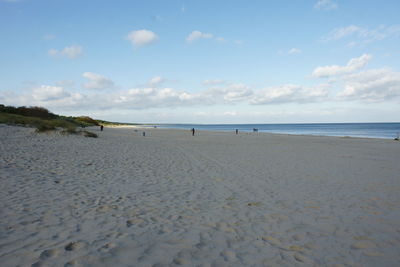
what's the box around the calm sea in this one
[156,123,400,139]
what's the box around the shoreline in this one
[4,122,398,141]
[126,125,399,142]
[150,122,400,140]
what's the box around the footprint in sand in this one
[262,236,281,246]
[99,242,117,252]
[65,241,85,251]
[292,234,305,241]
[247,202,263,207]
[293,253,312,263]
[64,259,79,266]
[304,242,316,249]
[39,248,59,259]
[173,258,189,265]
[31,261,46,267]
[126,218,145,227]
[221,250,237,262]
[96,205,111,212]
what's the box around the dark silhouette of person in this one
[235,129,238,135]
[191,128,195,136]
[100,125,104,131]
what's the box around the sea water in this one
[156,123,400,139]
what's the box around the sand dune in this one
[1,124,399,266]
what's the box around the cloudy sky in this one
[1,0,400,123]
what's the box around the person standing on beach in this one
[236,129,238,135]
[191,128,195,136]
[100,125,104,131]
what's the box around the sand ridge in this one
[1,124,400,266]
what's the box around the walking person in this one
[191,128,195,136]
[100,125,104,131]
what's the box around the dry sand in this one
[1,124,399,267]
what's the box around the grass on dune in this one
[0,105,98,138]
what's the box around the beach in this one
[1,125,400,266]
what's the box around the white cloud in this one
[4,62,399,114]
[83,72,115,90]
[186,31,214,43]
[314,0,338,10]
[32,85,70,101]
[1,85,207,112]
[48,45,83,59]
[205,83,253,102]
[251,84,329,104]
[337,68,400,102]
[113,82,250,107]
[0,85,85,110]
[322,25,400,44]
[41,92,85,109]
[113,87,209,109]
[203,79,226,86]
[312,54,372,78]
[1,79,328,112]
[149,76,166,87]
[125,29,158,48]
[186,31,240,44]
[288,48,302,54]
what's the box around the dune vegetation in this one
[0,104,100,137]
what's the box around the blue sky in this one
[1,0,400,123]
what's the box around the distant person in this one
[191,128,195,136]
[142,131,146,137]
[100,125,104,131]
[235,129,238,135]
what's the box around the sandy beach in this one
[1,125,399,267]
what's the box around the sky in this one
[1,0,400,123]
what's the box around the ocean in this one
[156,123,400,139]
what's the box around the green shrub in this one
[35,123,56,132]
[61,126,77,135]
[0,105,57,119]
[74,116,99,126]
[1,104,107,138]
